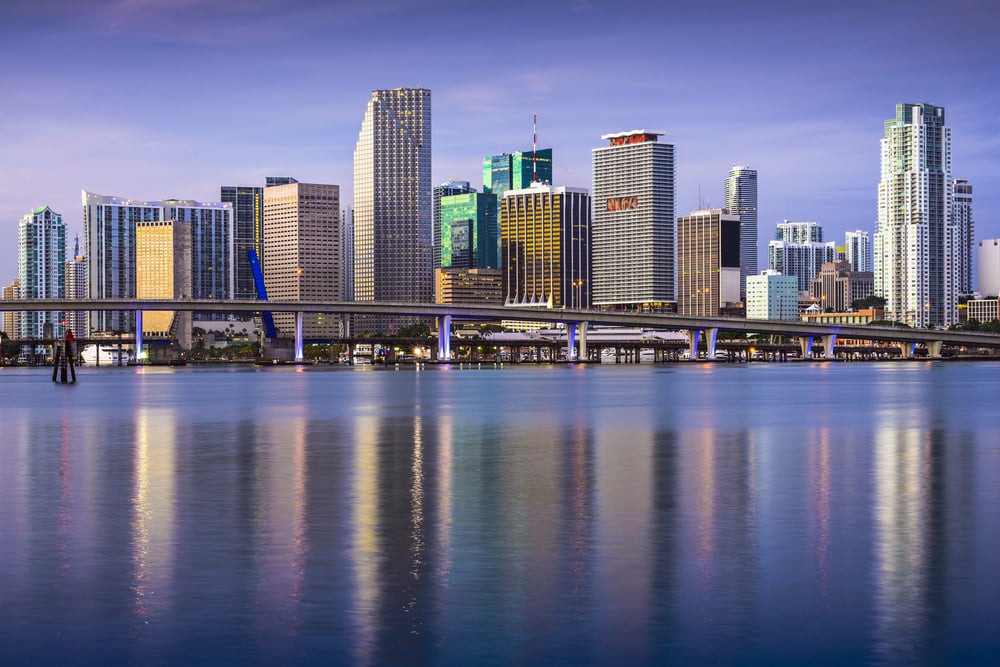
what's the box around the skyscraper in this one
[724,165,757,301]
[768,221,837,292]
[591,130,675,310]
[483,149,553,197]
[844,230,871,273]
[136,219,193,350]
[775,220,823,244]
[17,206,65,340]
[874,103,954,327]
[353,87,432,332]
[262,181,341,338]
[220,185,264,299]
[953,179,974,295]
[64,235,87,336]
[677,208,741,317]
[433,180,474,269]
[500,182,591,308]
[439,191,498,270]
[977,239,1000,297]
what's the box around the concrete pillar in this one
[897,341,915,359]
[135,310,144,363]
[686,329,701,359]
[799,336,814,358]
[926,340,943,358]
[567,322,577,361]
[822,334,837,359]
[294,311,304,362]
[579,321,588,361]
[706,328,719,358]
[438,315,452,360]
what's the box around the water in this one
[2,361,999,666]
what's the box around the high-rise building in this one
[17,206,65,340]
[265,176,299,187]
[810,259,875,313]
[874,103,955,327]
[483,149,553,197]
[64,235,87,336]
[262,181,341,338]
[353,87,432,332]
[1,279,20,339]
[83,191,234,332]
[767,237,837,292]
[775,220,823,244]
[844,230,871,272]
[953,179,974,295]
[342,207,354,302]
[220,185,264,299]
[439,191,498,271]
[978,239,1000,297]
[433,180,473,269]
[724,165,757,301]
[746,270,798,320]
[435,268,503,305]
[591,130,675,310]
[136,219,193,350]
[676,208,741,317]
[500,182,591,308]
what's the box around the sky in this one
[1,0,998,282]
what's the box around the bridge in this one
[6,298,1000,362]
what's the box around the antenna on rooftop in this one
[532,112,538,183]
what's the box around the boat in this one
[79,344,133,366]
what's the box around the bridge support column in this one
[822,334,837,359]
[579,321,588,361]
[438,315,452,360]
[800,336,814,358]
[566,322,578,361]
[706,328,719,359]
[686,330,701,359]
[897,342,915,359]
[135,310,144,363]
[927,340,943,358]
[294,311,304,363]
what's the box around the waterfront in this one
[1,362,999,666]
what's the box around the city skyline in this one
[1,1,997,284]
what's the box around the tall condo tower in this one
[874,103,954,327]
[500,182,591,308]
[83,191,234,333]
[768,221,836,293]
[220,185,264,299]
[64,235,87,336]
[591,130,675,310]
[17,206,65,340]
[844,230,871,273]
[262,181,341,338]
[724,165,757,301]
[953,179,974,294]
[353,87,432,333]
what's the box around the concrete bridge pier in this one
[135,310,144,363]
[579,321,588,361]
[686,329,701,359]
[800,336,814,358]
[567,322,577,361]
[706,328,719,358]
[822,334,837,359]
[438,315,452,360]
[294,311,304,363]
[897,341,916,359]
[927,340,943,358]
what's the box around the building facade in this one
[353,87,432,332]
[775,220,822,244]
[677,208,742,317]
[746,270,799,320]
[966,297,999,323]
[83,191,233,332]
[483,149,553,198]
[439,191,498,271]
[767,239,836,293]
[874,102,955,327]
[262,181,341,338]
[435,267,503,305]
[136,219,193,350]
[978,238,1000,297]
[591,130,675,310]
[220,185,264,300]
[64,236,87,336]
[725,165,757,300]
[953,178,974,295]
[1,279,19,339]
[500,182,591,309]
[810,259,875,313]
[433,180,474,270]
[844,230,871,272]
[17,206,65,340]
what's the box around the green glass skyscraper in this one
[483,149,553,198]
[439,192,498,269]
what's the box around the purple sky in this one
[2,0,998,284]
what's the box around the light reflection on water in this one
[1,362,999,665]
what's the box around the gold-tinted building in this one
[435,268,503,304]
[136,220,192,349]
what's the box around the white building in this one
[776,220,823,244]
[953,179,974,294]
[64,235,86,336]
[978,238,1000,297]
[966,297,998,323]
[844,230,871,272]
[767,238,836,292]
[591,130,675,309]
[353,87,432,333]
[18,206,65,340]
[725,165,757,300]
[746,270,799,320]
[874,103,955,327]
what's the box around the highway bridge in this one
[6,298,1000,362]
